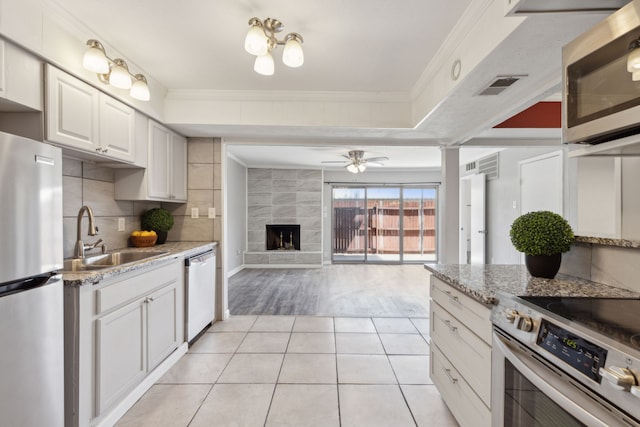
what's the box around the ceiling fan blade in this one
[366,161,385,166]
[342,154,352,160]
[363,156,389,162]
[321,160,349,164]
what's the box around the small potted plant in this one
[509,211,574,279]
[141,208,174,244]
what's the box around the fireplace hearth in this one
[266,224,300,250]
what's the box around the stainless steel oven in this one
[492,293,640,427]
[563,1,640,145]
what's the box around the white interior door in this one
[519,151,563,263]
[470,173,486,264]
[520,151,563,215]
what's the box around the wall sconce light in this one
[244,17,304,76]
[627,38,640,81]
[82,39,150,101]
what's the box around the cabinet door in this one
[99,93,135,163]
[94,299,146,415]
[170,133,188,202]
[45,65,99,152]
[147,283,179,371]
[148,121,171,199]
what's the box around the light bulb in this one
[254,51,274,76]
[347,164,358,174]
[109,59,132,89]
[633,70,640,81]
[628,47,640,72]
[83,40,109,74]
[130,74,150,101]
[283,34,304,68]
[358,164,366,172]
[245,23,268,56]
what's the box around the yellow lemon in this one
[131,230,142,237]
[149,230,157,236]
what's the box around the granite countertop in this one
[424,264,640,305]
[62,241,217,286]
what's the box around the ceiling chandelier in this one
[244,17,304,76]
[82,39,150,101]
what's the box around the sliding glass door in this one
[332,185,437,263]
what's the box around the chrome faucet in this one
[74,205,103,259]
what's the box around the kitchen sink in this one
[62,250,169,272]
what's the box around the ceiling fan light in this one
[130,74,150,101]
[283,34,304,68]
[633,70,640,81]
[358,164,366,172]
[347,164,358,174]
[254,51,275,76]
[628,47,640,72]
[83,40,109,74]
[245,22,268,56]
[109,59,132,89]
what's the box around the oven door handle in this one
[494,333,610,427]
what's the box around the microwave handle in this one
[494,333,609,427]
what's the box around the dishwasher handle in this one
[185,250,215,267]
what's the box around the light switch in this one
[208,207,216,219]
[191,208,199,219]
[118,217,125,231]
[512,201,517,209]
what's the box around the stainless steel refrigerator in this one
[0,131,64,427]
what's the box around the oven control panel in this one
[536,319,608,383]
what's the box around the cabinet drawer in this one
[431,342,491,427]
[95,260,181,315]
[430,276,492,344]
[431,301,492,407]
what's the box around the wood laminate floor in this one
[228,264,431,317]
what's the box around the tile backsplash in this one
[62,157,160,258]
[61,137,222,259]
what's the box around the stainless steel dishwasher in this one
[185,249,216,342]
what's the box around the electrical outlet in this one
[208,207,216,219]
[118,217,125,231]
[191,207,199,219]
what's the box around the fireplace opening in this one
[266,224,300,250]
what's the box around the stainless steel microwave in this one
[563,1,640,145]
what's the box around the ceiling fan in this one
[321,150,389,173]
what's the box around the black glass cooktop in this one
[521,296,640,352]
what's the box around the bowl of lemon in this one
[129,230,158,247]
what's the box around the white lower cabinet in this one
[429,276,492,427]
[64,258,184,427]
[95,298,146,415]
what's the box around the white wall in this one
[225,156,247,274]
[474,146,568,264]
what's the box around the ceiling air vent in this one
[477,75,526,96]
[478,153,499,180]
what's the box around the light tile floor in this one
[116,315,459,427]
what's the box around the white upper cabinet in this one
[99,93,135,162]
[0,39,43,111]
[45,65,136,164]
[114,120,188,203]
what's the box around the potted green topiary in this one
[141,207,174,244]
[509,210,574,279]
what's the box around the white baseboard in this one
[96,342,189,427]
[227,264,245,277]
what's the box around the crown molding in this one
[166,89,410,104]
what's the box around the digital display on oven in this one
[536,319,608,383]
